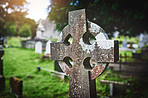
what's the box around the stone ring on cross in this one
[51,9,119,98]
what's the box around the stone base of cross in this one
[51,9,119,98]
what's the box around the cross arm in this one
[80,39,119,63]
[91,40,119,62]
[50,42,72,61]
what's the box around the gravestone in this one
[10,77,23,98]
[0,43,5,92]
[44,40,51,56]
[139,33,148,48]
[25,40,36,49]
[113,31,119,38]
[51,9,119,98]
[119,37,132,51]
[35,41,42,54]
[139,33,144,48]
[122,37,127,48]
[132,44,138,49]
[110,83,114,97]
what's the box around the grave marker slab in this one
[51,9,119,98]
[10,77,23,98]
[44,40,51,55]
[35,41,42,54]
[122,37,127,48]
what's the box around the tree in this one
[48,0,148,37]
[0,0,28,37]
[0,0,37,38]
[23,18,38,39]
[4,22,17,36]
[18,24,32,37]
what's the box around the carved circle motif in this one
[57,21,109,80]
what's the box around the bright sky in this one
[26,0,50,22]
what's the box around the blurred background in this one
[0,0,148,97]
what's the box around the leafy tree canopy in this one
[48,0,148,37]
[0,0,37,38]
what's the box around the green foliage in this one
[0,0,37,38]
[18,24,32,37]
[48,0,148,36]
[0,0,28,37]
[4,22,17,36]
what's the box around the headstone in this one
[139,33,144,41]
[139,33,144,48]
[0,43,5,92]
[51,9,119,98]
[26,40,36,49]
[132,44,138,49]
[110,83,114,97]
[113,31,119,38]
[4,36,7,44]
[35,41,42,54]
[120,37,133,51]
[44,40,51,55]
[10,77,23,98]
[21,41,26,48]
[139,33,148,48]
[122,37,127,48]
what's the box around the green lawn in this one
[1,47,128,97]
[1,48,69,98]
[1,36,144,97]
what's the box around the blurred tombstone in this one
[44,40,51,56]
[113,31,119,38]
[122,37,127,48]
[35,41,42,54]
[120,37,131,51]
[139,33,148,48]
[132,44,138,49]
[21,41,26,48]
[110,83,114,97]
[0,43,5,92]
[25,40,36,49]
[10,77,23,98]
[139,33,144,48]
[4,36,7,44]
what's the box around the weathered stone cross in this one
[51,9,119,98]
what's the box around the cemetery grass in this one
[7,37,21,47]
[1,48,69,98]
[3,37,147,97]
[1,47,132,97]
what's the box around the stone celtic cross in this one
[51,9,119,98]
